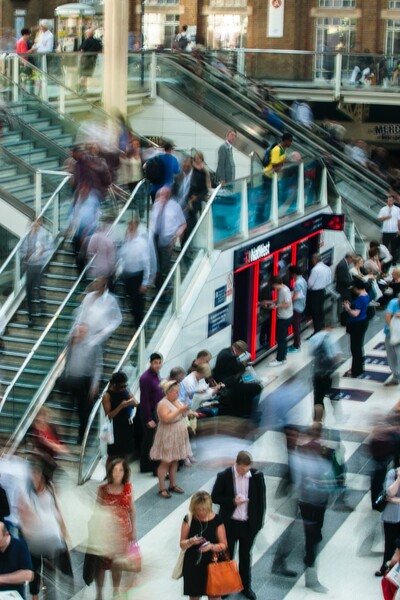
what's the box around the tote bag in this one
[390,315,400,346]
[205,552,243,597]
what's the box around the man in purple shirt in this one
[139,352,164,473]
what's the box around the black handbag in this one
[373,490,387,512]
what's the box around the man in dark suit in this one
[211,451,266,600]
[216,129,237,184]
[335,252,355,325]
[335,252,355,301]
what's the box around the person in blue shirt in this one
[150,141,181,200]
[384,293,400,386]
[343,280,370,378]
[0,522,33,599]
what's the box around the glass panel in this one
[278,163,299,218]
[305,159,322,207]
[128,53,151,94]
[212,180,242,244]
[207,15,247,49]
[247,172,271,229]
[318,0,355,6]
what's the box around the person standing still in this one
[288,265,307,352]
[378,195,400,265]
[211,451,266,600]
[216,129,237,185]
[139,353,164,474]
[265,276,293,367]
[307,253,332,336]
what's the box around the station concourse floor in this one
[58,313,393,600]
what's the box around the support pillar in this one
[103,0,129,117]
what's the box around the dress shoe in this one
[242,588,257,600]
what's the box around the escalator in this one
[156,53,388,239]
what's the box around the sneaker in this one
[287,346,300,353]
[269,359,286,367]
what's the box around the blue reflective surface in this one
[305,160,322,206]
[247,176,271,229]
[278,164,299,217]
[212,189,242,243]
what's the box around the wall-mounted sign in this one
[267,0,284,38]
[208,305,231,337]
[214,285,227,307]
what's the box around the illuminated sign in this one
[244,242,271,264]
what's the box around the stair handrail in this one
[160,53,391,200]
[0,179,148,456]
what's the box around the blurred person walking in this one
[375,466,400,577]
[119,218,154,329]
[94,459,137,600]
[309,328,340,422]
[384,293,400,386]
[378,195,400,264]
[179,491,228,599]
[150,186,186,289]
[211,451,266,600]
[86,217,117,284]
[150,380,196,498]
[20,460,72,600]
[21,217,53,327]
[139,352,164,474]
[68,181,101,273]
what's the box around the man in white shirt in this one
[264,276,293,366]
[34,22,54,53]
[181,364,219,408]
[150,186,186,288]
[119,218,155,328]
[378,195,400,264]
[307,253,332,335]
[212,451,266,600]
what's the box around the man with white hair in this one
[34,22,53,53]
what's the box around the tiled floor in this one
[57,316,394,600]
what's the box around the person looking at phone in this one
[211,451,266,600]
[180,490,227,599]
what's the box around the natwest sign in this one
[244,242,271,264]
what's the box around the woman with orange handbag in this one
[180,491,227,599]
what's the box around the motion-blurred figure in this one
[22,218,53,327]
[0,521,33,598]
[86,217,117,284]
[79,29,102,96]
[309,328,341,422]
[68,181,101,273]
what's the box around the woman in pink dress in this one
[150,380,196,499]
[95,458,136,600]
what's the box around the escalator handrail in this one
[161,53,390,199]
[0,179,147,425]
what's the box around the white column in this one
[103,0,129,116]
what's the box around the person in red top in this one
[95,459,136,600]
[16,29,33,54]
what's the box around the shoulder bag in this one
[205,551,243,597]
[172,514,192,579]
[387,562,400,588]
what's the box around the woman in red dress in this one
[95,458,136,600]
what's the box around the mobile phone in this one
[199,540,211,548]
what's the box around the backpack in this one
[262,143,277,167]
[144,154,165,185]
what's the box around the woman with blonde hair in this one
[180,490,227,599]
[150,380,197,498]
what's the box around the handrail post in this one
[297,162,305,215]
[334,52,342,99]
[348,221,355,249]
[150,51,157,99]
[205,206,214,257]
[270,173,279,226]
[41,55,48,102]
[336,194,342,213]
[53,193,60,238]
[59,85,65,117]
[237,48,245,76]
[172,263,182,314]
[12,55,19,103]
[240,179,249,239]
[138,329,147,376]
[320,167,328,207]
[14,250,21,294]
[35,171,42,216]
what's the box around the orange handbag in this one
[205,552,243,597]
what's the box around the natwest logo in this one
[244,241,271,264]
